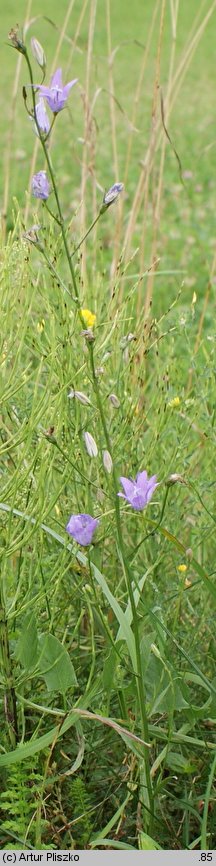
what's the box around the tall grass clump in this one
[0,0,216,850]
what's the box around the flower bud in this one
[102,450,113,474]
[83,431,98,458]
[31,37,46,71]
[68,389,91,405]
[109,393,120,409]
[101,182,124,212]
[186,547,193,560]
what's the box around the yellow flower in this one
[177,564,187,573]
[37,319,45,333]
[167,396,180,409]
[80,309,96,329]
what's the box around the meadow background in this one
[0,0,216,852]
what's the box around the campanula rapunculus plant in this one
[118,470,158,511]
[66,514,99,546]
[31,170,50,200]
[34,67,78,113]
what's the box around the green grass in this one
[0,0,216,851]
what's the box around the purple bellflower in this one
[34,98,50,135]
[118,470,158,511]
[66,513,99,546]
[31,170,50,200]
[35,68,78,114]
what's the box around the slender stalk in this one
[25,52,80,308]
[88,342,154,827]
[72,211,102,257]
[0,578,18,748]
[23,46,154,830]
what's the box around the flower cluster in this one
[31,68,78,199]
[14,37,158,550]
[66,470,158,546]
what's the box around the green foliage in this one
[69,778,93,847]
[37,633,78,693]
[0,759,46,848]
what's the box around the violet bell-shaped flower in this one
[66,513,99,546]
[31,170,50,200]
[118,470,158,511]
[35,68,78,113]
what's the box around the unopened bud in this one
[31,37,46,71]
[151,643,161,659]
[101,182,124,212]
[68,389,91,405]
[186,547,193,560]
[109,393,120,409]
[102,450,113,474]
[83,431,98,458]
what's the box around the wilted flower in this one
[109,393,120,409]
[66,513,99,546]
[118,470,158,511]
[8,26,26,54]
[80,329,95,342]
[34,98,50,136]
[166,473,186,486]
[31,37,46,71]
[102,182,124,209]
[80,309,96,329]
[31,170,50,200]
[83,431,98,458]
[68,389,91,405]
[34,68,78,114]
[102,449,113,474]
[23,224,41,244]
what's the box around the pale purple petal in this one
[136,470,148,487]
[63,78,78,97]
[50,68,63,88]
[36,85,51,98]
[146,475,158,502]
[119,477,137,500]
[35,98,50,134]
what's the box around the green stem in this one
[72,211,102,257]
[129,487,170,563]
[25,53,80,309]
[0,579,18,748]
[88,343,154,828]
